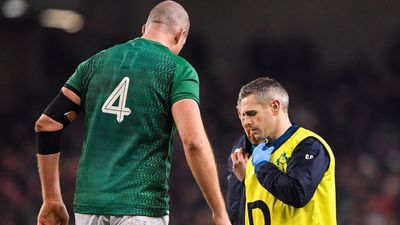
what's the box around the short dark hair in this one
[237,77,289,113]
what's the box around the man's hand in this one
[37,200,69,225]
[230,148,249,182]
[251,143,275,168]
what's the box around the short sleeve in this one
[171,61,200,105]
[65,61,88,96]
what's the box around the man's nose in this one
[243,115,252,126]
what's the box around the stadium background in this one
[1,0,399,224]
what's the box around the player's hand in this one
[37,200,69,225]
[251,143,274,168]
[230,148,249,182]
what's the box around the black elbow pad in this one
[43,92,82,127]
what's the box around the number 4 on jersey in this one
[102,77,131,123]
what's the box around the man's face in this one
[238,94,275,143]
[237,107,258,145]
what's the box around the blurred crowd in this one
[1,30,400,225]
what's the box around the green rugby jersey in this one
[65,38,199,216]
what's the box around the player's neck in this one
[142,30,173,50]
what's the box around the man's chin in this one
[253,135,263,143]
[253,135,268,143]
[249,131,263,144]
[248,138,258,145]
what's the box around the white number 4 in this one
[101,77,131,123]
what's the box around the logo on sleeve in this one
[305,154,314,160]
[275,153,291,172]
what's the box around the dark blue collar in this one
[266,123,299,152]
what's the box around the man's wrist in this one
[43,193,63,202]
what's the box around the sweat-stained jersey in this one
[244,127,336,225]
[65,38,199,216]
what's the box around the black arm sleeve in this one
[43,91,82,126]
[227,135,247,225]
[255,137,330,208]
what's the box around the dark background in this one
[1,0,400,224]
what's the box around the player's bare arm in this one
[172,99,231,225]
[35,87,82,225]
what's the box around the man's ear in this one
[174,29,186,44]
[141,24,146,35]
[271,100,280,114]
[174,31,181,44]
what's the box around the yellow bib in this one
[244,127,336,225]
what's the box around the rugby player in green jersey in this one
[35,1,231,225]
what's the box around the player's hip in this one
[75,213,169,225]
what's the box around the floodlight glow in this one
[2,0,28,18]
[39,9,85,33]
